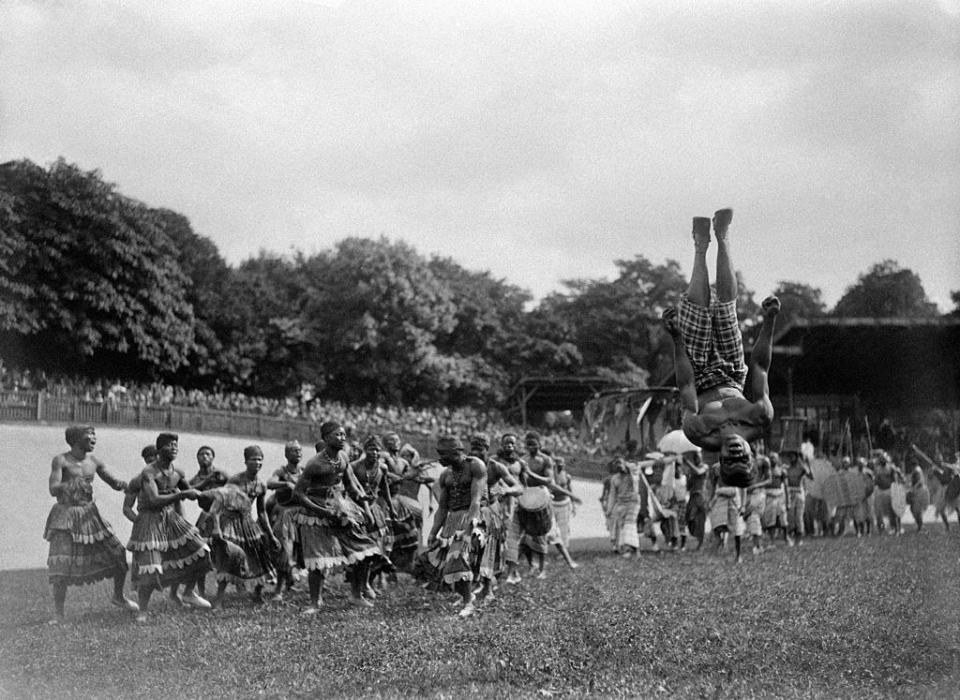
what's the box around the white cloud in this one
[1,0,957,310]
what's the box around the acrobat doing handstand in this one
[662,208,780,485]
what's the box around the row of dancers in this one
[44,424,580,622]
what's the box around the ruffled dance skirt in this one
[202,511,276,587]
[45,501,127,586]
[127,506,210,590]
[292,493,387,573]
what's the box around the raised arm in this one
[749,297,780,421]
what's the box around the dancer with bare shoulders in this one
[127,433,211,622]
[469,433,522,601]
[292,422,390,614]
[662,208,781,473]
[266,440,304,601]
[207,445,279,608]
[45,425,138,622]
[426,436,488,618]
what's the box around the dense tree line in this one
[1,158,953,408]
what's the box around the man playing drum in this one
[662,208,781,473]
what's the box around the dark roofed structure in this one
[506,375,629,426]
[770,317,960,419]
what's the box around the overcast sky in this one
[2,0,958,310]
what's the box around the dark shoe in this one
[713,208,733,236]
[692,217,711,247]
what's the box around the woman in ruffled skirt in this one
[45,425,138,622]
[293,422,392,615]
[127,433,210,623]
[265,440,304,601]
[204,446,279,607]
[347,435,397,594]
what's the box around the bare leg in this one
[212,581,228,609]
[456,580,476,617]
[303,570,324,614]
[554,543,579,569]
[52,581,67,622]
[136,586,153,623]
[111,572,138,611]
[713,209,737,303]
[687,217,712,307]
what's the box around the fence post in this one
[256,416,262,438]
[72,397,78,422]
[168,406,173,429]
[36,391,44,422]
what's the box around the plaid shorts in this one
[677,294,747,393]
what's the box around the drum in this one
[517,487,553,536]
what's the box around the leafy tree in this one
[301,237,465,406]
[949,290,960,318]
[216,251,316,396]
[427,257,532,404]
[0,159,196,375]
[833,260,938,317]
[532,256,688,386]
[153,208,231,384]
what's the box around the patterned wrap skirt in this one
[709,487,744,535]
[44,485,128,586]
[207,511,276,587]
[269,503,301,579]
[426,509,487,585]
[293,488,386,573]
[476,503,505,580]
[390,494,422,556]
[127,505,210,591]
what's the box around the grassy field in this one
[2,528,958,699]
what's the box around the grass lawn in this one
[2,530,958,699]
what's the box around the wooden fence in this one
[0,390,608,480]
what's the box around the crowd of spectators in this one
[0,367,588,455]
